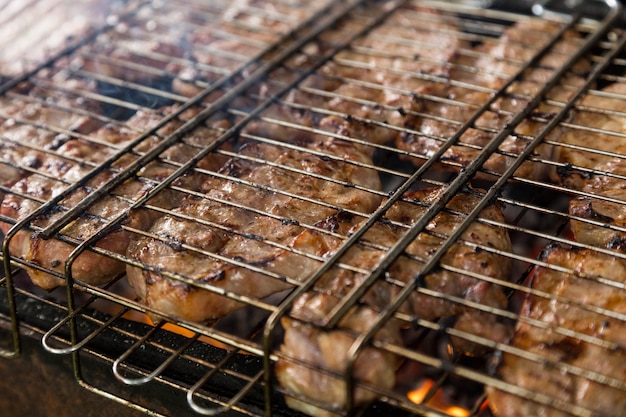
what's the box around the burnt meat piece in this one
[487,245,626,417]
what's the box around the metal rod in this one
[342,1,624,412]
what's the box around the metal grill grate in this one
[1,1,626,416]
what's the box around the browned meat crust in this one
[553,83,626,253]
[554,82,626,191]
[396,19,589,180]
[1,104,229,289]
[487,245,626,417]
[0,72,103,201]
[275,185,513,416]
[125,117,383,323]
[277,292,403,417]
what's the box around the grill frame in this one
[1,1,626,416]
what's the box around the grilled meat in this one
[553,82,626,252]
[125,117,383,323]
[397,19,589,180]
[354,186,513,350]
[78,6,188,85]
[173,0,324,98]
[0,73,102,199]
[487,245,626,417]
[277,292,402,417]
[1,104,229,289]
[275,185,513,416]
[569,187,626,252]
[77,0,326,98]
[316,7,467,146]
[263,6,467,148]
[554,82,626,191]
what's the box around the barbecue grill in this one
[1,0,626,416]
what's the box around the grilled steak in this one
[1,104,229,289]
[487,245,626,417]
[397,19,589,180]
[125,114,383,323]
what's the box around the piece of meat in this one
[1,104,230,289]
[300,186,514,350]
[550,82,626,253]
[276,292,402,417]
[569,187,626,252]
[553,82,626,191]
[75,0,328,99]
[276,6,467,147]
[487,245,626,417]
[0,72,103,199]
[397,19,589,180]
[77,9,188,85]
[275,185,513,416]
[172,0,312,98]
[363,186,513,351]
[125,122,383,322]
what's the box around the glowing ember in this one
[407,379,470,417]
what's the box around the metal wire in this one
[1,1,626,417]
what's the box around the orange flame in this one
[124,311,234,351]
[407,379,470,417]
